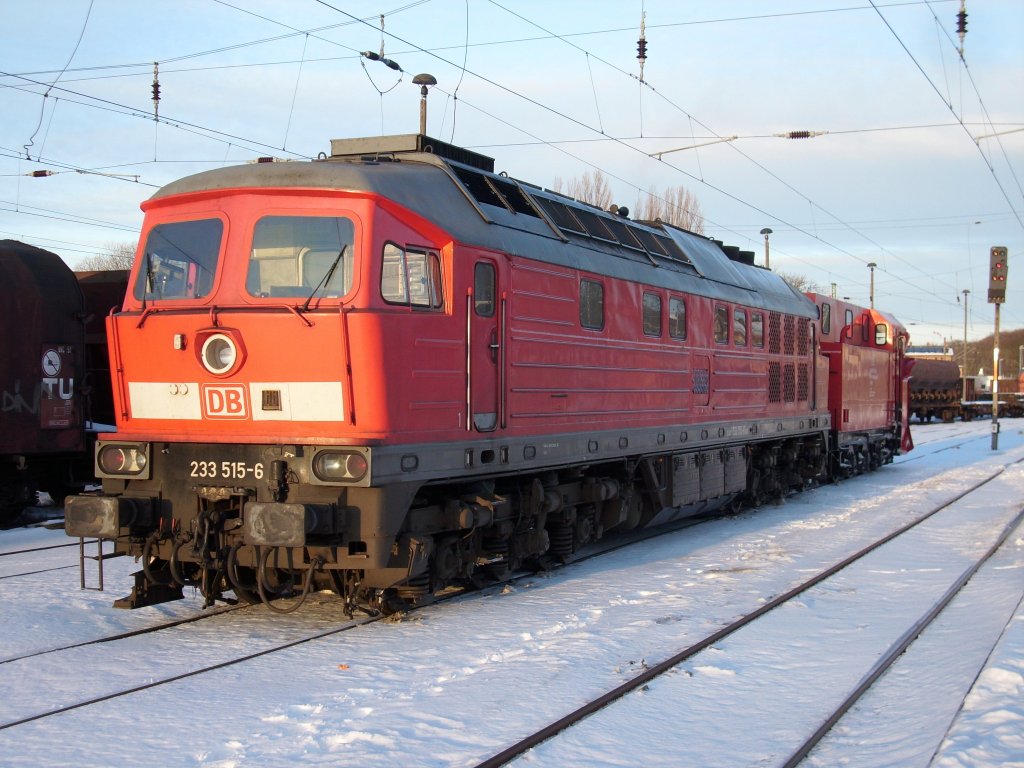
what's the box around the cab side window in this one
[381,244,442,308]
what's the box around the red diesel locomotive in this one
[66,135,912,612]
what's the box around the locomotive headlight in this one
[201,333,237,375]
[312,450,368,483]
[96,443,150,478]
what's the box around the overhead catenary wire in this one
[22,0,94,160]
[869,0,1024,230]
[311,0,977,320]
[1,0,1017,332]
[2,1,991,323]
[473,0,994,301]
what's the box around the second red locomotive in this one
[66,135,912,612]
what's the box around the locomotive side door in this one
[468,259,501,431]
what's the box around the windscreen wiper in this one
[301,246,348,312]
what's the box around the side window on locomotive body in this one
[751,311,764,347]
[669,296,687,340]
[580,279,604,330]
[844,308,855,340]
[134,218,223,301]
[733,308,747,346]
[246,215,355,300]
[643,291,662,337]
[714,305,729,344]
[820,302,831,336]
[381,243,443,308]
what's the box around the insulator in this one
[381,57,401,71]
[362,51,380,61]
[636,38,647,60]
[151,62,160,121]
[29,170,54,177]
[956,10,968,35]
[774,130,828,140]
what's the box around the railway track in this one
[0,604,244,666]
[0,539,104,585]
[0,606,380,732]
[473,461,1024,767]
[0,534,102,580]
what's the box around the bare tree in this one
[777,271,825,295]
[78,241,135,271]
[634,185,704,233]
[560,169,614,211]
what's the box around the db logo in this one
[201,384,249,419]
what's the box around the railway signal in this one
[987,245,1009,449]
[988,246,1008,304]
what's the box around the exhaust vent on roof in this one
[329,134,495,172]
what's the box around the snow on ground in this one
[0,420,1022,767]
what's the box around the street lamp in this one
[867,262,877,308]
[759,228,772,269]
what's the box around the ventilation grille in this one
[768,313,782,355]
[783,363,796,403]
[768,362,782,403]
[784,315,796,355]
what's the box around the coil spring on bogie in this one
[481,532,509,558]
[548,522,574,560]
[395,573,430,600]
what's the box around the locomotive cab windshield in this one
[247,214,355,302]
[135,218,221,301]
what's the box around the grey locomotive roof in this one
[150,139,816,318]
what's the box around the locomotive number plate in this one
[189,460,265,480]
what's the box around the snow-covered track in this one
[0,539,92,582]
[0,539,85,558]
[0,603,243,666]
[0,608,379,732]
[0,511,719,724]
[474,461,1024,768]
[782,503,1024,767]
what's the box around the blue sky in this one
[1,0,1021,346]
